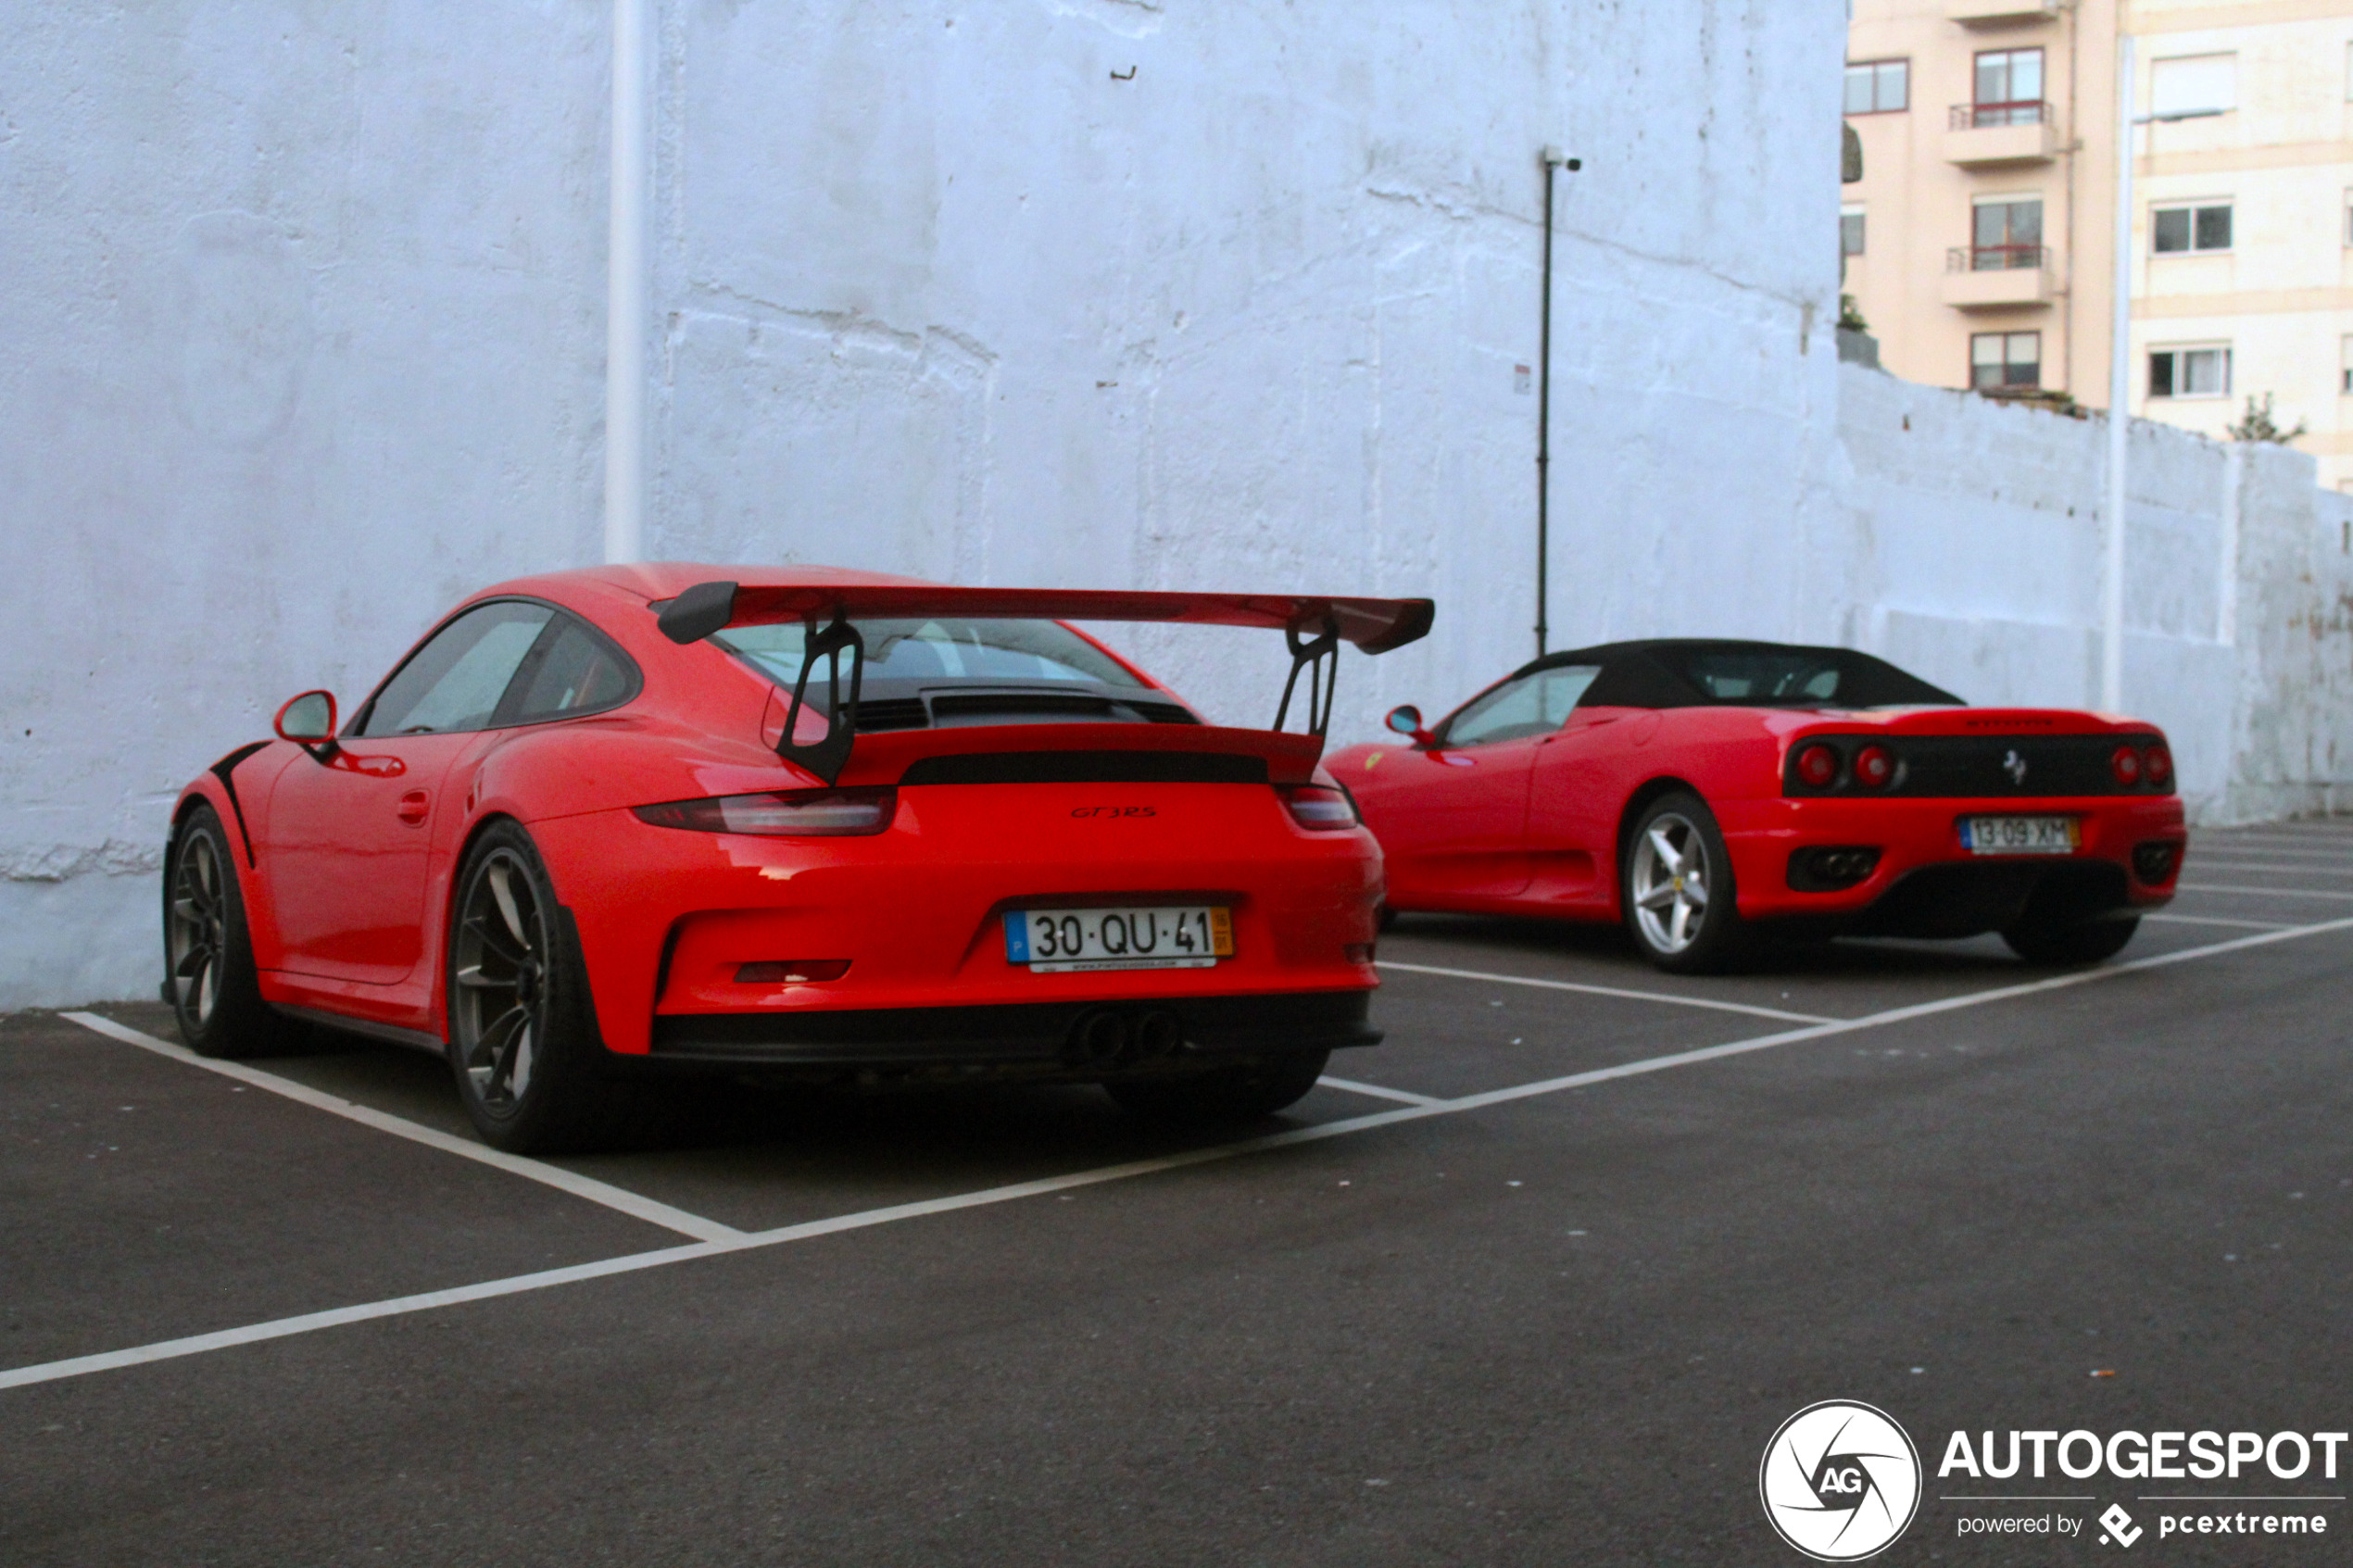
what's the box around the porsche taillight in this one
[1278,784,1360,830]
[633,787,897,836]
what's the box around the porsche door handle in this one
[396,790,430,825]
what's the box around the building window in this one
[2341,335,2353,395]
[2148,345,2232,399]
[1970,196,2045,270]
[2150,54,2236,116]
[1971,332,2042,392]
[2345,189,2352,246]
[2153,202,2232,254]
[1844,58,1909,115]
[1972,48,2045,126]
[1841,207,1867,257]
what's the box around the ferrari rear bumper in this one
[1718,794,2185,938]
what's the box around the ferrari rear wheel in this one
[1104,1048,1331,1123]
[447,822,646,1154]
[2001,914,2139,966]
[164,805,300,1058]
[1621,793,1749,973]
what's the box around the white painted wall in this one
[3,2,2344,1011]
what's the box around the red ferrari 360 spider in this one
[163,565,1430,1150]
[1330,639,2186,972]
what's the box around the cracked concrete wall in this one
[1833,364,2353,824]
[0,5,610,1008]
[39,2,2346,1008]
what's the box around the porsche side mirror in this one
[1385,704,1435,746]
[274,690,338,746]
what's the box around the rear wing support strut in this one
[1272,616,1340,738]
[774,609,864,784]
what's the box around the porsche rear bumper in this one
[528,784,1385,1056]
[640,989,1378,1081]
[1717,794,2185,938]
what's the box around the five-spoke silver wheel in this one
[1629,811,1712,956]
[452,848,547,1115]
[167,827,228,1031]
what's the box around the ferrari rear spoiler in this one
[650,580,1435,784]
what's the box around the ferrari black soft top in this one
[1513,639,1965,710]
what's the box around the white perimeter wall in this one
[1,1,2344,1010]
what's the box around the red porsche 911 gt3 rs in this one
[162,565,1431,1151]
[1329,639,2186,972]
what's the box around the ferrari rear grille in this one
[1785,734,2171,797]
[899,750,1269,785]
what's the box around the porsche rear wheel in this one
[1621,793,1749,973]
[447,822,646,1154]
[1104,1048,1330,1123]
[164,805,300,1058]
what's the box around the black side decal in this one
[208,741,272,868]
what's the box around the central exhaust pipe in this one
[1070,1010,1130,1067]
[1132,1010,1182,1060]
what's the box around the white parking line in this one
[11,914,2348,1397]
[60,1012,743,1245]
[1317,1075,1445,1108]
[2143,913,2292,931]
[2175,884,2353,900]
[1377,960,1838,1024]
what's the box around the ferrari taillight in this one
[1279,784,1360,830]
[2109,746,2143,787]
[1853,745,1894,789]
[633,787,897,836]
[2144,743,2173,789]
[1795,744,1840,788]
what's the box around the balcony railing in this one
[1948,244,2048,272]
[1950,100,2051,130]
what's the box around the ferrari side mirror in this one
[274,690,338,745]
[1385,705,1434,746]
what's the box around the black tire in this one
[163,805,303,1058]
[446,820,653,1154]
[1104,1048,1331,1124]
[2001,914,2139,966]
[1620,791,1750,973]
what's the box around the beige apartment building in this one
[1843,0,2353,492]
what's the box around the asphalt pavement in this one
[3,822,2349,1566]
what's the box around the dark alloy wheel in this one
[447,822,648,1153]
[2001,914,2139,966]
[1105,1047,1331,1123]
[1620,791,1751,974]
[164,805,298,1058]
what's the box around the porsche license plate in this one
[1005,906,1231,972]
[1960,816,2080,855]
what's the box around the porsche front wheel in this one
[447,822,641,1154]
[1621,793,1749,973]
[164,805,300,1058]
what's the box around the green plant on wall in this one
[2225,393,2308,445]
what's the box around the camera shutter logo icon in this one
[1758,1400,1922,1561]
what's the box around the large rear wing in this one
[651,579,1436,784]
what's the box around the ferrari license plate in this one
[1960,815,2080,856]
[1004,906,1232,972]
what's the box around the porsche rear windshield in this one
[714,617,1147,690]
[1659,648,1959,709]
